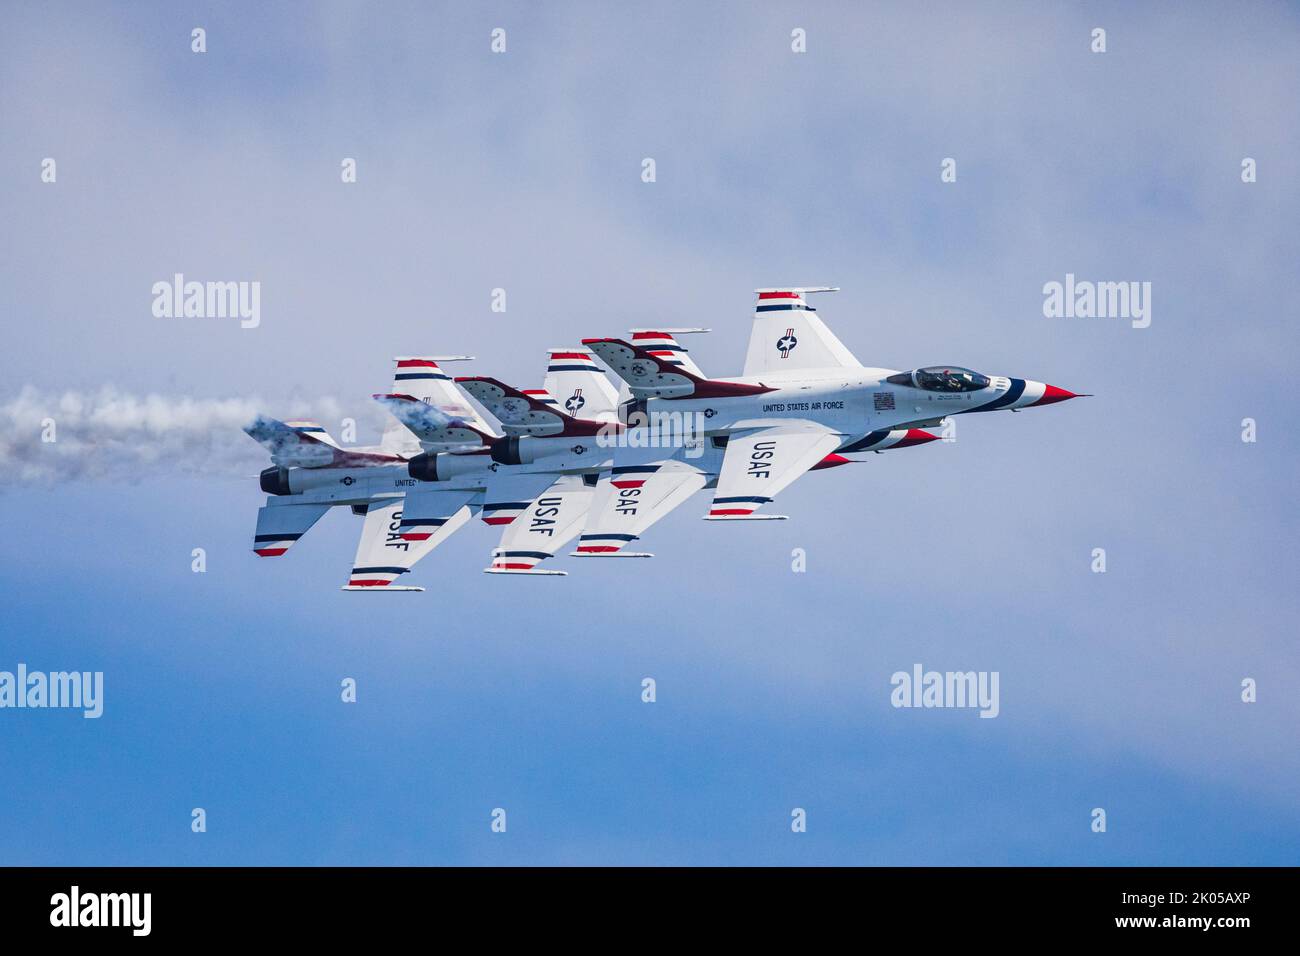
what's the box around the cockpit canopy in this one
[886,366,991,392]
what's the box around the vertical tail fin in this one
[282,421,340,448]
[520,388,561,411]
[742,288,861,376]
[543,347,621,422]
[627,328,710,377]
[381,356,486,454]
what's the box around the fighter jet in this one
[385,349,622,576]
[243,356,489,590]
[443,333,935,566]
[242,292,1048,584]
[245,345,632,585]
[571,325,938,556]
[576,287,1083,551]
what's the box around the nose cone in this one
[1026,383,1085,407]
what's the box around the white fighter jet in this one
[245,348,630,586]
[394,333,933,569]
[391,352,619,577]
[569,324,937,557]
[574,287,1083,554]
[244,290,1042,584]
[243,356,489,590]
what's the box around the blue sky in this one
[1,1,1298,864]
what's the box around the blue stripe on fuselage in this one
[964,378,1025,413]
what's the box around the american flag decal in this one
[874,391,896,411]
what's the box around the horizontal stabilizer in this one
[373,393,496,450]
[582,338,774,400]
[456,376,608,437]
[381,356,491,455]
[252,500,330,556]
[244,415,400,468]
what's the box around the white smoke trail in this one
[0,386,387,483]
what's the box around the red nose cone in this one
[895,429,940,447]
[811,453,853,471]
[1030,384,1081,407]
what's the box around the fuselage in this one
[261,445,615,506]
[261,364,1073,505]
[635,366,1074,451]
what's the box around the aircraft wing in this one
[396,487,478,543]
[706,419,844,519]
[478,470,572,527]
[572,449,708,557]
[372,394,495,451]
[343,495,471,591]
[485,474,595,575]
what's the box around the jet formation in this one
[243,289,1085,589]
